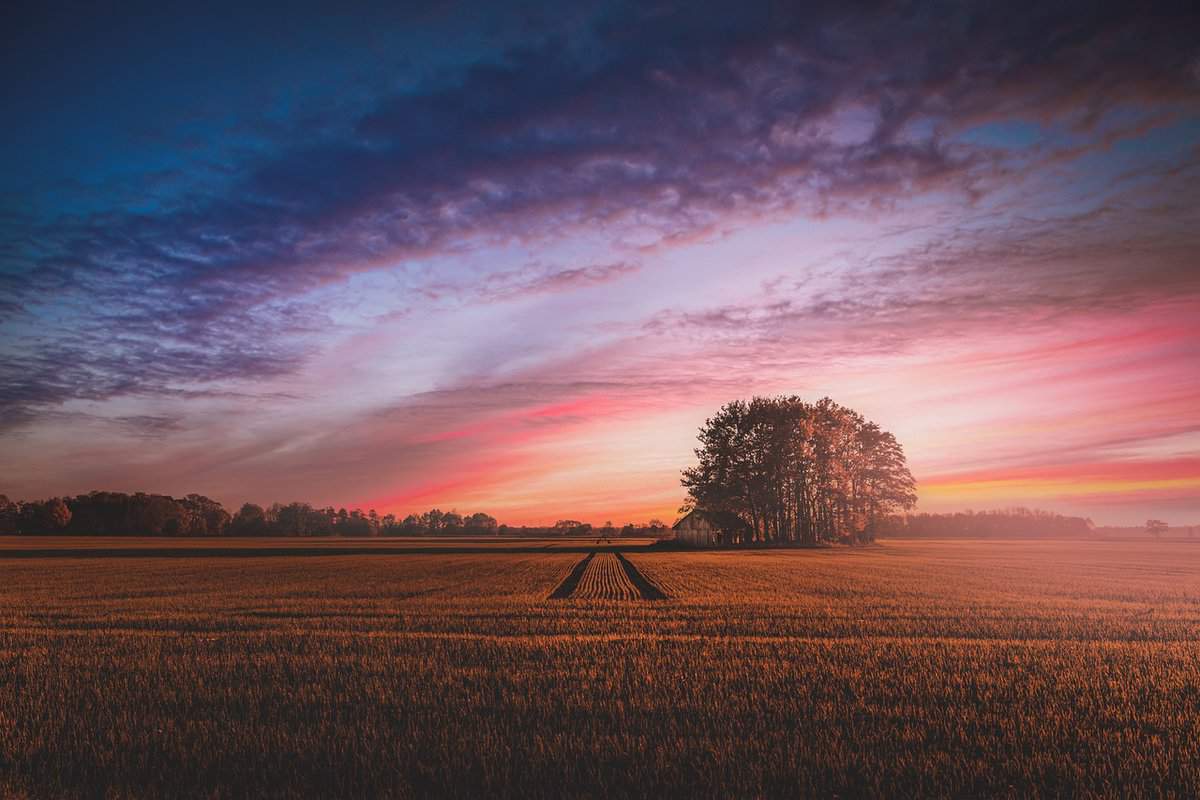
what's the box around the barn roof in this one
[673,509,751,531]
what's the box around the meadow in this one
[2,538,1198,798]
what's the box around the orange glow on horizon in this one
[920,458,1200,513]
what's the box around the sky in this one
[2,0,1198,525]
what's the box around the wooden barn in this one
[672,510,751,547]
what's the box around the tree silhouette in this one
[465,512,499,533]
[0,495,17,534]
[230,503,268,535]
[682,396,916,544]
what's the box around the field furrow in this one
[571,553,641,600]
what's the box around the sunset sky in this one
[2,1,1198,525]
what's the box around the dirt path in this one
[550,551,668,601]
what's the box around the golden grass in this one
[1,539,1198,798]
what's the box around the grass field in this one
[2,538,1198,798]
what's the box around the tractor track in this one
[615,552,668,600]
[550,550,669,601]
[548,551,596,599]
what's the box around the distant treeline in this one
[1095,525,1197,538]
[0,492,668,538]
[878,508,1095,538]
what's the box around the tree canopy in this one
[681,396,917,544]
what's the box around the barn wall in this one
[675,518,715,547]
[674,512,751,546]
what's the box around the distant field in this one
[2,539,1198,798]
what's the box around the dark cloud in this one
[2,0,1198,425]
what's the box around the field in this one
[2,538,1198,798]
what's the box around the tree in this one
[465,512,499,533]
[682,396,916,545]
[336,509,374,537]
[22,497,72,534]
[230,503,268,536]
[46,497,72,532]
[1146,519,1168,538]
[0,495,18,534]
[423,509,445,532]
[182,494,231,536]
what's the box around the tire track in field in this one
[550,551,670,601]
[615,553,668,600]
[549,551,596,598]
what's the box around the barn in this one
[672,510,751,547]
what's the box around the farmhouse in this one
[672,509,751,547]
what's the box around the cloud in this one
[643,159,1200,368]
[4,1,1197,426]
[1,1,1199,526]
[413,260,640,306]
[487,261,640,297]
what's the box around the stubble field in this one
[1,538,1198,798]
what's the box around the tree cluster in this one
[227,504,502,537]
[0,492,501,537]
[877,508,1095,538]
[540,519,669,537]
[1144,519,1169,538]
[0,492,671,538]
[0,491,229,536]
[681,396,916,544]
